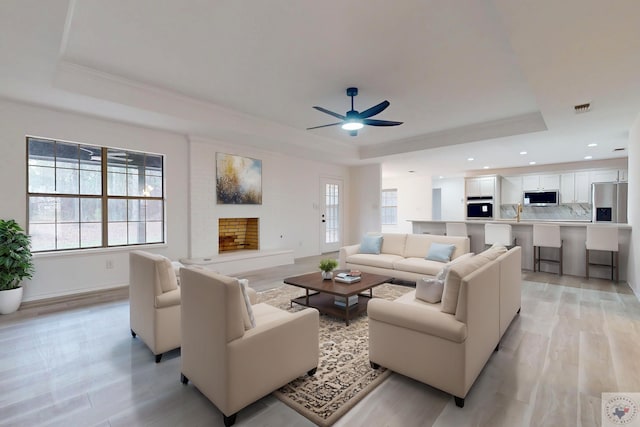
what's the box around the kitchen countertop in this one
[408,219,631,229]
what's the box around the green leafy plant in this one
[0,219,34,291]
[318,258,338,273]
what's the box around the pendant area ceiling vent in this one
[613,147,626,152]
[574,102,591,113]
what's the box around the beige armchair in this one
[179,267,319,427]
[129,250,182,363]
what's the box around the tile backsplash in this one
[500,203,591,221]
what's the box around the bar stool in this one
[484,223,514,248]
[445,222,468,237]
[533,224,563,275]
[586,225,619,281]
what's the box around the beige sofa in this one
[179,267,319,427]
[368,246,522,408]
[339,233,471,282]
[129,250,183,363]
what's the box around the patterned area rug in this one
[257,282,412,426]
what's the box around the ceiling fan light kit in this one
[307,87,402,136]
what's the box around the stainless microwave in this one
[523,190,559,206]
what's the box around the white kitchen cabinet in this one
[560,172,590,203]
[619,169,628,182]
[466,176,495,198]
[501,176,522,204]
[522,174,560,191]
[590,169,619,183]
[574,172,590,203]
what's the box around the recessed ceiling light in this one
[587,143,597,147]
[438,175,444,179]
[467,157,474,161]
[529,161,536,165]
[520,151,527,155]
[483,166,490,169]
[584,155,593,160]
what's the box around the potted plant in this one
[319,258,338,280]
[0,219,34,314]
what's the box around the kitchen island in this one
[409,219,631,281]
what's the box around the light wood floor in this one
[1,254,639,427]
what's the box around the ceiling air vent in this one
[613,147,626,152]
[574,103,591,113]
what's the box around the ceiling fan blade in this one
[306,122,343,130]
[363,119,403,127]
[313,106,346,120]
[358,100,390,119]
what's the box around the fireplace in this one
[218,218,259,253]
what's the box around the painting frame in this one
[216,152,263,205]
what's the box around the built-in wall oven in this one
[466,197,494,219]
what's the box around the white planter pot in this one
[0,287,23,314]
[321,271,333,280]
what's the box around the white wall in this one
[0,100,190,301]
[382,175,433,234]
[188,137,350,260]
[347,164,381,244]
[627,114,639,297]
[432,177,465,221]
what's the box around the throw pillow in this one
[158,257,179,293]
[425,242,456,263]
[238,279,256,329]
[359,235,383,254]
[415,278,444,303]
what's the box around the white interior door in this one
[320,177,343,253]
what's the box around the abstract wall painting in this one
[216,153,262,204]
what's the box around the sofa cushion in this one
[436,252,475,281]
[425,242,456,262]
[155,287,181,308]
[441,255,492,314]
[380,233,407,256]
[359,235,383,254]
[404,234,469,260]
[346,253,404,269]
[477,245,508,261]
[392,257,445,276]
[415,278,444,303]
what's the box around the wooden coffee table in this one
[283,271,393,325]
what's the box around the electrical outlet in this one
[106,260,114,269]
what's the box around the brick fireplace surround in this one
[218,218,259,253]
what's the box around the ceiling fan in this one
[307,87,403,136]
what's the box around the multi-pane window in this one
[381,189,398,225]
[27,137,165,252]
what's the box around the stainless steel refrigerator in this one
[592,182,628,223]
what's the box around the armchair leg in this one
[517,307,521,314]
[454,396,465,408]
[370,361,380,369]
[307,367,317,376]
[180,373,189,385]
[155,354,163,363]
[131,329,136,338]
[223,413,237,427]
[494,343,499,352]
